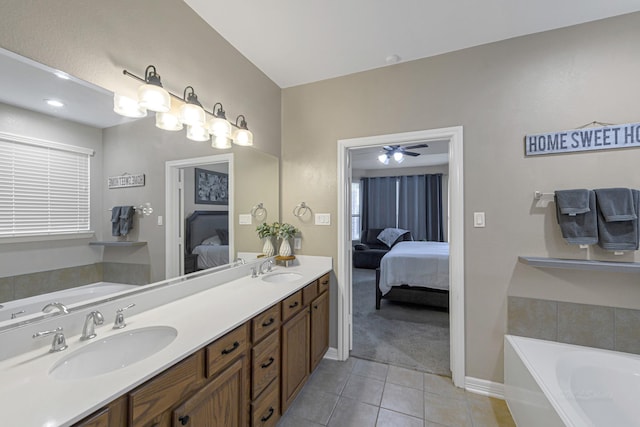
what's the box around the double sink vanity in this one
[0,255,332,427]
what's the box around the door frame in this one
[337,126,465,387]
[165,153,234,279]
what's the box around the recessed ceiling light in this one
[385,54,401,65]
[45,99,64,108]
[54,71,70,80]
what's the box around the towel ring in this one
[293,202,310,217]
[251,203,267,219]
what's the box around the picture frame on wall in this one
[195,168,228,205]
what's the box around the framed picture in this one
[195,168,228,205]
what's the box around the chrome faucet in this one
[33,326,67,352]
[10,310,25,319]
[81,311,104,340]
[250,267,258,278]
[113,304,135,329]
[259,259,274,274]
[42,302,69,314]
[233,257,246,266]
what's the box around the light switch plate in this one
[473,212,485,228]
[238,214,252,225]
[294,237,302,249]
[315,213,331,225]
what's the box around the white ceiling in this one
[185,0,640,88]
[351,140,449,170]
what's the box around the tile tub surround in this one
[508,296,640,354]
[0,256,332,426]
[278,358,515,427]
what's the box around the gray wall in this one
[281,12,640,384]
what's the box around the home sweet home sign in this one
[525,122,640,156]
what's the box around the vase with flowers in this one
[277,222,298,257]
[257,222,277,257]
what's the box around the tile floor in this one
[276,357,515,427]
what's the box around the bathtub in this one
[0,282,138,322]
[504,334,640,427]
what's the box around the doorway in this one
[337,126,465,387]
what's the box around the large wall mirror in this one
[0,48,279,329]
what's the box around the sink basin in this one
[49,326,177,380]
[261,272,303,283]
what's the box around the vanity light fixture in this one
[113,93,147,118]
[232,115,253,146]
[115,66,254,148]
[137,65,171,113]
[179,86,206,126]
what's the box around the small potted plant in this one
[277,223,298,256]
[257,222,277,256]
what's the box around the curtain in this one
[360,176,397,231]
[398,174,443,241]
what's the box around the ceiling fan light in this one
[113,93,147,118]
[393,152,404,163]
[186,124,209,142]
[378,154,389,165]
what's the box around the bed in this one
[375,241,449,310]
[185,210,230,271]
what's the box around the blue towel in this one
[119,206,135,236]
[111,206,121,236]
[596,188,639,251]
[554,190,598,245]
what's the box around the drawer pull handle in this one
[261,357,275,369]
[288,301,299,309]
[313,305,318,309]
[178,415,190,425]
[261,407,275,422]
[322,280,329,285]
[262,317,275,327]
[221,341,240,355]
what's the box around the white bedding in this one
[378,241,449,295]
[192,244,229,269]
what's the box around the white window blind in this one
[0,134,92,238]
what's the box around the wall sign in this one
[108,173,145,189]
[525,122,640,156]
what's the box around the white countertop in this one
[0,256,331,427]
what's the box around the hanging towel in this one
[595,188,639,251]
[119,206,135,236]
[111,206,122,236]
[594,188,637,221]
[554,190,598,245]
[555,189,591,216]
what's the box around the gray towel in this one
[596,188,639,251]
[555,190,598,245]
[594,188,637,221]
[119,206,135,236]
[555,189,591,216]
[111,206,121,236]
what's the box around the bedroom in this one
[350,141,451,376]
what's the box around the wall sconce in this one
[137,66,171,113]
[232,115,253,146]
[115,65,254,150]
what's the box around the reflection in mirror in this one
[0,47,279,329]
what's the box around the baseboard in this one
[465,376,504,399]
[323,347,339,360]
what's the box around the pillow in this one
[354,243,369,251]
[201,235,221,246]
[377,228,410,248]
[216,228,229,245]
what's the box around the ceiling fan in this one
[378,143,429,164]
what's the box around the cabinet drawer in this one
[206,322,250,378]
[281,290,303,322]
[318,273,330,294]
[129,351,204,427]
[251,330,280,399]
[302,281,318,306]
[252,380,280,427]
[252,304,281,344]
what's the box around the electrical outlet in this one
[315,213,331,225]
[294,237,302,250]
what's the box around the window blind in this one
[0,136,91,237]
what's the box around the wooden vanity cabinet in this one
[310,289,329,372]
[74,396,127,427]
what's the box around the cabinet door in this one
[172,357,249,427]
[73,396,127,427]
[75,408,109,427]
[280,307,310,412]
[310,291,329,372]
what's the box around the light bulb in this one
[393,152,404,163]
[378,154,389,164]
[179,103,206,126]
[138,84,171,112]
[113,93,147,118]
[232,128,253,146]
[212,135,232,149]
[208,117,232,138]
[186,124,209,142]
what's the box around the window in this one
[351,181,360,240]
[0,133,93,238]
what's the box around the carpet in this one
[350,268,451,376]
